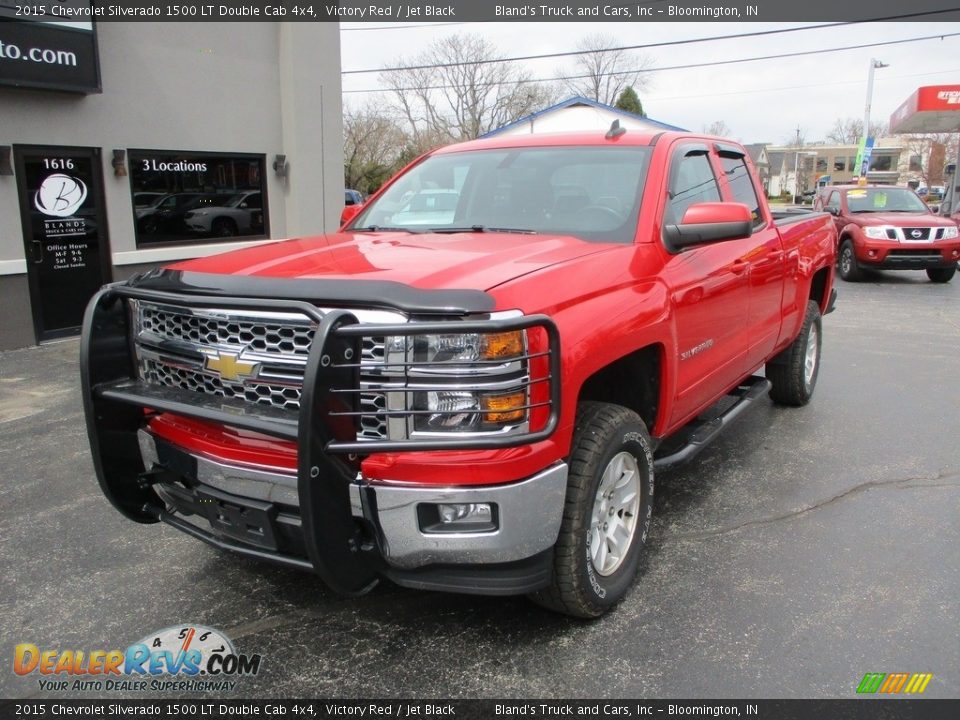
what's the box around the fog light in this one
[952,249,959,258]
[438,503,492,524]
[868,249,878,258]
[419,502,497,533]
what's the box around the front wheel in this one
[927,266,956,283]
[766,299,822,406]
[838,239,862,282]
[530,402,654,618]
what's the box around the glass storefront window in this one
[128,150,268,246]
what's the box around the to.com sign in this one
[35,174,88,218]
[0,40,77,67]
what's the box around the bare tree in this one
[826,117,888,144]
[561,33,653,106]
[380,34,558,145]
[900,133,960,188]
[343,104,408,195]
[702,120,731,137]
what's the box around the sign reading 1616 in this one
[43,158,75,171]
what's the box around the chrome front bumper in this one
[350,463,568,569]
[138,430,567,571]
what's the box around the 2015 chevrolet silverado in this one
[82,129,837,617]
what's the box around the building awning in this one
[889,85,960,134]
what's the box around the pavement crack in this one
[666,469,960,542]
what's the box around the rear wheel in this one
[212,218,238,237]
[767,300,822,407]
[530,402,654,618]
[926,266,956,283]
[838,239,861,282]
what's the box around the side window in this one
[826,192,841,214]
[720,155,763,228]
[666,151,721,225]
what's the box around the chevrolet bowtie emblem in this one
[204,350,259,383]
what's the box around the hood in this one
[849,212,955,227]
[166,231,619,292]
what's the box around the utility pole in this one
[863,58,888,142]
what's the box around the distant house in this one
[743,143,771,195]
[766,151,787,197]
[481,96,684,138]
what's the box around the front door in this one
[660,144,752,424]
[14,146,111,342]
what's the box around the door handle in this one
[730,259,749,274]
[31,240,43,264]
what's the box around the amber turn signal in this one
[479,331,524,360]
[481,391,527,423]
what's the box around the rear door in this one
[660,142,753,424]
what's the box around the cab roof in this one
[432,130,699,154]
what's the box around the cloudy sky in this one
[339,21,960,143]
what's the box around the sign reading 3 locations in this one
[0,1,100,93]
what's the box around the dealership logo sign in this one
[34,173,87,218]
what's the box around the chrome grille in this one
[902,227,932,241]
[142,357,302,410]
[134,301,395,440]
[139,304,316,357]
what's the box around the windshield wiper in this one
[428,225,538,234]
[351,225,423,233]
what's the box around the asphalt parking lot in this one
[1,269,958,700]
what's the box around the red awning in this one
[889,85,960,134]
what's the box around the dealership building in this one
[0,16,343,349]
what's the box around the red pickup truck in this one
[82,130,837,617]
[814,184,960,283]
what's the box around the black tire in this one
[139,216,158,235]
[838,239,862,282]
[212,218,238,237]
[926,266,956,283]
[530,402,654,618]
[767,299,822,407]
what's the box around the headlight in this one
[412,330,523,365]
[406,330,528,434]
[942,226,959,239]
[864,226,890,239]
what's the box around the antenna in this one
[606,119,627,140]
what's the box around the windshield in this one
[350,146,653,243]
[845,188,929,214]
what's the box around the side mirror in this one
[826,206,839,216]
[240,202,249,209]
[663,202,753,252]
[340,203,363,227]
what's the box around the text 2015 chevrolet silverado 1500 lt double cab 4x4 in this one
[82,130,837,617]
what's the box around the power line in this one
[340,9,959,75]
[342,32,960,94]
[343,21,843,74]
[645,68,960,103]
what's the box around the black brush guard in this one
[80,283,560,595]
